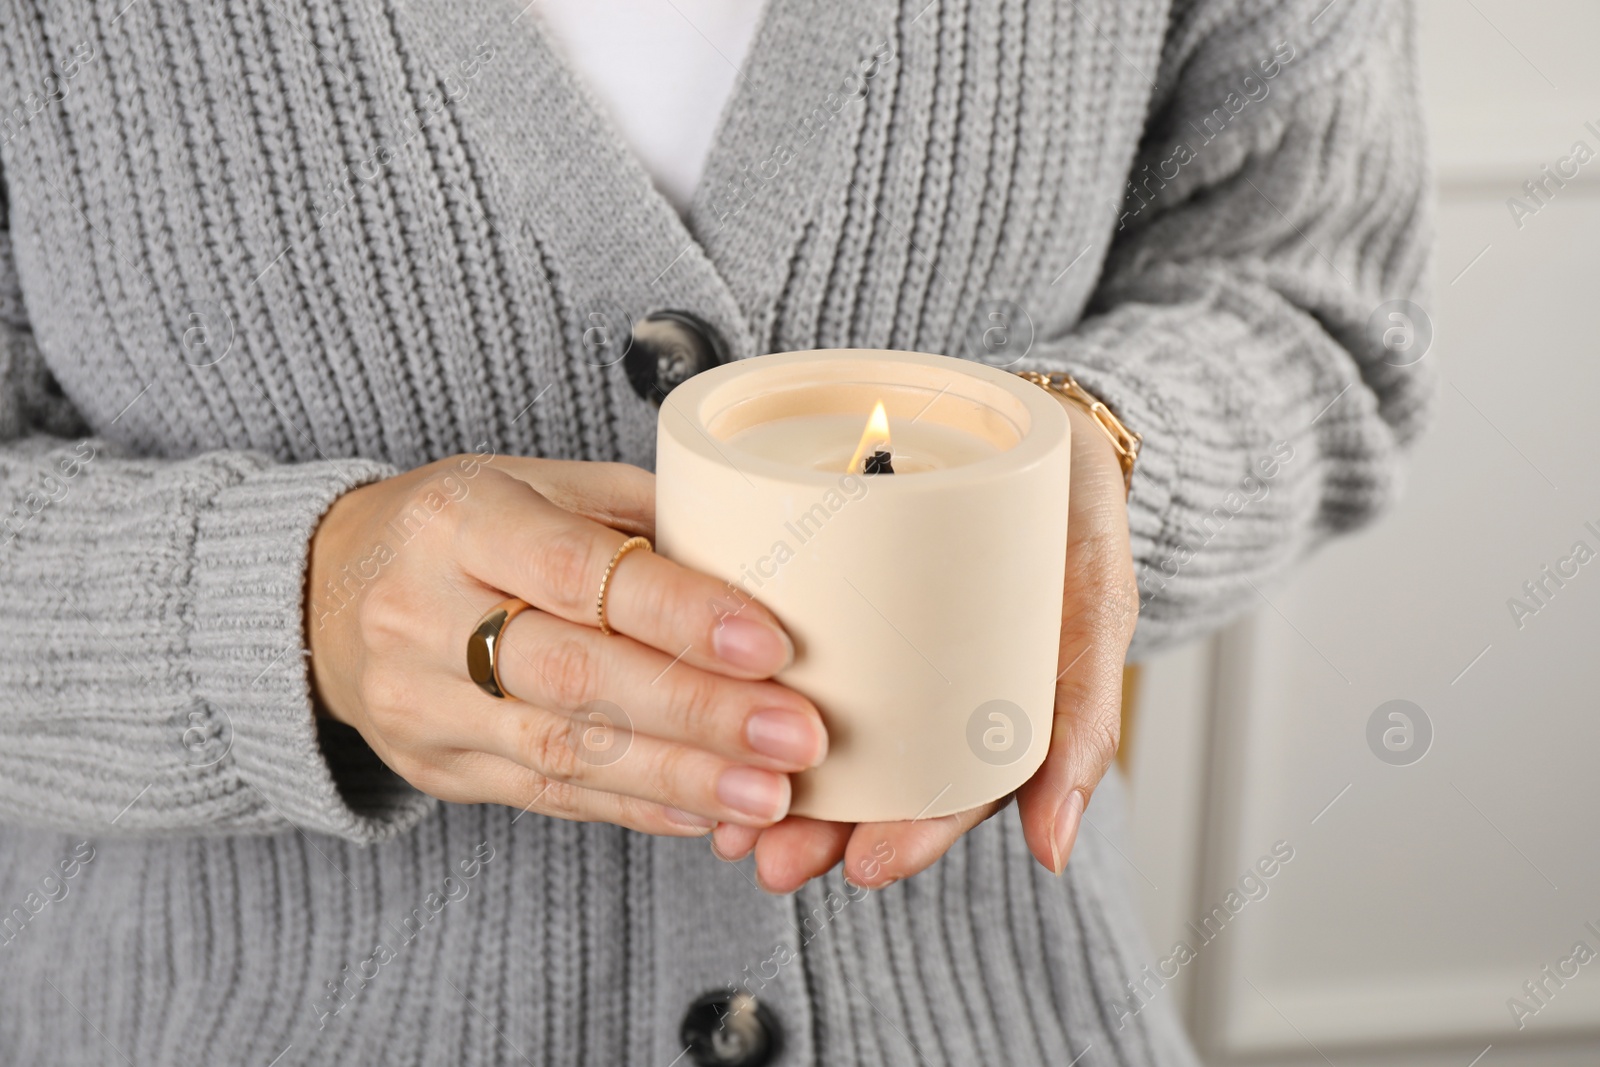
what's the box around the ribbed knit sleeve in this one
[1020,0,1434,655]
[0,227,431,843]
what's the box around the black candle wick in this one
[864,450,895,475]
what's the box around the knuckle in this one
[1053,684,1121,784]
[393,474,466,543]
[530,525,604,614]
[513,713,583,782]
[528,777,582,820]
[531,636,598,709]
[666,669,726,740]
[642,743,693,805]
[1054,654,1126,725]
[620,564,686,638]
[1080,712,1122,777]
[357,664,412,722]
[1093,705,1123,752]
[618,795,676,833]
[504,768,556,814]
[355,578,415,652]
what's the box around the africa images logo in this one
[966,700,1032,766]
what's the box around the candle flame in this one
[845,399,891,474]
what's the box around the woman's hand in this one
[713,399,1139,889]
[305,454,829,836]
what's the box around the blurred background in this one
[1121,1,1600,1063]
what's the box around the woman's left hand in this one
[712,398,1140,890]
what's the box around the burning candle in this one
[655,349,1071,822]
[723,399,1003,474]
[849,401,892,475]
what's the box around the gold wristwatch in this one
[1016,370,1142,499]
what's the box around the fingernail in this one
[664,807,716,829]
[713,616,794,674]
[1050,790,1087,875]
[711,837,748,862]
[844,859,895,890]
[717,766,790,823]
[746,707,828,767]
[754,869,789,896]
[710,822,757,862]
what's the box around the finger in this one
[1015,416,1139,875]
[1015,639,1124,874]
[751,817,854,894]
[490,607,827,771]
[712,822,761,862]
[840,801,1004,889]
[456,693,793,827]
[488,457,656,540]
[352,652,786,831]
[457,470,794,679]
[445,749,719,838]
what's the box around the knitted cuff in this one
[189,456,435,845]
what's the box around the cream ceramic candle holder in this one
[655,349,1071,822]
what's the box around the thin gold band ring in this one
[597,535,653,636]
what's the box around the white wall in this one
[1124,3,1600,1063]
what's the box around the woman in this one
[0,0,1430,1062]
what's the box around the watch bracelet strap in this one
[1015,370,1142,499]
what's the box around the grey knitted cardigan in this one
[0,0,1431,1062]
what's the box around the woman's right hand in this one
[304,452,828,836]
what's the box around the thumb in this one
[1015,631,1127,874]
[1015,401,1139,874]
